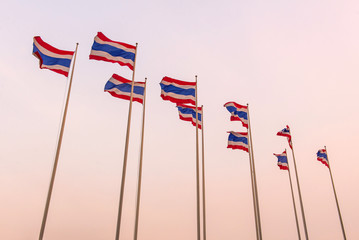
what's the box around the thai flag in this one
[274,150,289,170]
[32,36,74,77]
[277,125,292,149]
[89,32,136,70]
[224,102,248,128]
[317,149,329,168]
[176,104,202,129]
[104,74,145,104]
[227,131,249,152]
[160,76,196,105]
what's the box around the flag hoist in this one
[317,147,347,240]
[90,32,138,240]
[225,102,262,240]
[274,150,301,240]
[277,126,309,240]
[160,76,205,240]
[32,37,78,240]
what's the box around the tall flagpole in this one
[195,75,201,240]
[290,137,309,240]
[247,127,260,240]
[201,105,207,240]
[39,43,79,240]
[115,43,138,240]
[285,149,301,240]
[325,146,347,240]
[133,78,147,240]
[247,104,262,240]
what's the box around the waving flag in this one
[224,102,248,128]
[227,131,248,152]
[32,36,74,77]
[277,125,292,149]
[89,32,136,70]
[317,149,329,168]
[176,104,202,129]
[274,150,289,170]
[104,74,145,104]
[160,76,196,105]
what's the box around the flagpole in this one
[285,149,301,240]
[115,43,138,240]
[201,105,207,240]
[324,146,347,240]
[247,129,259,240]
[289,138,309,240]
[247,104,262,240]
[39,43,79,240]
[133,78,147,240]
[195,75,201,240]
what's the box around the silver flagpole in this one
[247,104,262,240]
[247,129,260,240]
[289,136,309,240]
[201,105,207,240]
[133,78,147,240]
[285,149,301,240]
[324,146,347,240]
[195,75,201,240]
[115,43,138,240]
[39,43,79,240]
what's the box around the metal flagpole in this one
[133,78,147,240]
[289,137,309,240]
[325,146,347,240]
[195,75,201,240]
[201,105,207,240]
[247,128,260,240]
[39,43,79,240]
[285,149,301,240]
[115,43,138,240]
[247,104,262,240]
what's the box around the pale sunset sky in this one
[1,0,359,239]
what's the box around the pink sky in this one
[1,0,359,239]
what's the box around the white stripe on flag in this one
[161,90,196,101]
[161,80,196,89]
[90,50,134,65]
[34,41,73,59]
[94,36,136,53]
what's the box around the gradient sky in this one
[1,0,359,239]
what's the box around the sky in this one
[1,0,359,239]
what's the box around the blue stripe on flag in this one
[228,133,248,145]
[33,44,72,67]
[105,81,144,95]
[226,106,248,119]
[317,152,327,160]
[160,83,195,96]
[91,42,135,61]
[276,155,288,164]
[177,106,202,121]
